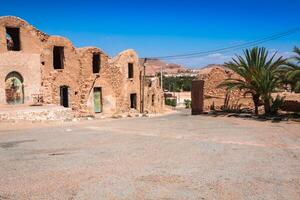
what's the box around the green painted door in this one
[94,87,102,113]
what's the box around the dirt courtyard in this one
[0,110,299,200]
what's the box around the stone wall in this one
[277,93,300,112]
[197,67,253,111]
[40,36,82,115]
[0,16,165,117]
[144,77,164,113]
[0,16,45,105]
[0,105,74,121]
[0,16,48,54]
[0,53,42,104]
[109,49,141,113]
[77,47,115,116]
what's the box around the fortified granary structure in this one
[0,16,164,117]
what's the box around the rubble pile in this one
[0,106,74,121]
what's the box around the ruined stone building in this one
[196,66,253,110]
[144,77,164,113]
[0,16,164,117]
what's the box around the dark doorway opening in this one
[53,46,64,69]
[92,53,101,73]
[60,86,69,107]
[6,27,21,51]
[128,63,134,78]
[93,87,102,113]
[130,93,137,109]
[152,94,155,106]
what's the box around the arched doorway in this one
[5,71,24,104]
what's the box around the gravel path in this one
[0,110,299,199]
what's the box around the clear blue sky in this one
[1,0,300,67]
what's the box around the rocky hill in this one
[196,64,226,74]
[139,58,225,76]
[139,58,188,76]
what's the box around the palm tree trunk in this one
[252,94,260,115]
[264,97,271,115]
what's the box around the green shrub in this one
[165,98,177,107]
[270,95,285,115]
[160,75,194,92]
[184,99,191,108]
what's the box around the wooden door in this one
[94,87,102,113]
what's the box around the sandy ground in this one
[0,110,299,200]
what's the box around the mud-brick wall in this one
[0,16,47,105]
[197,67,253,110]
[0,53,42,104]
[77,47,116,116]
[40,36,81,114]
[144,77,164,113]
[0,16,47,54]
[109,49,141,113]
[0,16,165,116]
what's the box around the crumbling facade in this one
[0,16,164,116]
[196,67,253,110]
[144,77,164,113]
[109,50,141,113]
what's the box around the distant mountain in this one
[139,58,188,76]
[139,58,225,76]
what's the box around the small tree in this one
[219,47,287,115]
[287,46,300,92]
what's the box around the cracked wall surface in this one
[144,77,164,113]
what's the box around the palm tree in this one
[287,46,300,92]
[252,58,286,114]
[219,47,287,115]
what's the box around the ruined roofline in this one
[47,35,77,48]
[0,16,104,54]
[113,49,139,59]
[76,46,109,56]
[0,15,49,40]
[119,48,138,55]
[108,49,139,65]
[0,16,140,60]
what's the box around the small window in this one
[130,93,137,109]
[152,94,155,106]
[6,27,21,51]
[128,63,134,78]
[92,53,101,73]
[53,46,64,69]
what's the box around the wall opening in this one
[60,86,69,107]
[93,87,102,113]
[6,27,21,51]
[128,63,134,78]
[5,71,24,104]
[152,94,155,106]
[130,93,137,109]
[53,46,64,69]
[92,53,101,73]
